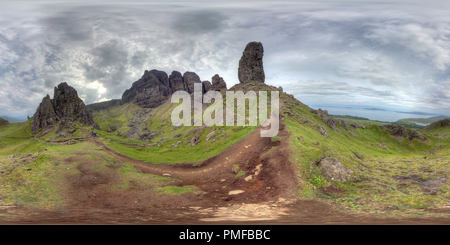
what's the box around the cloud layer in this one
[1,1,450,119]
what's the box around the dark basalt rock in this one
[202,80,211,93]
[209,74,227,92]
[122,70,172,108]
[31,95,59,134]
[169,71,186,92]
[183,71,203,94]
[238,42,265,84]
[31,82,99,135]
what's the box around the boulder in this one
[209,74,227,92]
[190,134,201,146]
[317,157,353,182]
[238,42,265,84]
[206,131,216,141]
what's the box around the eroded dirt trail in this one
[87,121,297,203]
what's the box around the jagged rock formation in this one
[379,124,427,142]
[169,71,186,92]
[209,74,227,92]
[317,109,339,132]
[31,82,100,135]
[0,118,9,126]
[31,95,59,134]
[238,42,265,84]
[317,157,353,182]
[122,70,212,108]
[183,71,202,94]
[122,70,172,108]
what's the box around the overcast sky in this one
[1,1,450,119]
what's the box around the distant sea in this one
[311,106,446,123]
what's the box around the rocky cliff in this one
[31,82,100,135]
[121,69,228,108]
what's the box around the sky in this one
[1,0,450,120]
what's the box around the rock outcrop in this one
[317,157,353,182]
[0,118,9,126]
[31,82,100,135]
[122,70,172,108]
[183,71,202,94]
[425,118,450,131]
[317,109,338,131]
[379,124,427,142]
[238,42,265,84]
[209,74,227,92]
[31,95,59,134]
[121,70,210,108]
[317,124,329,138]
[169,71,186,92]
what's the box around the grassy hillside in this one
[282,93,450,211]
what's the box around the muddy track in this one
[86,120,297,202]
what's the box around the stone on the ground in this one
[317,157,353,182]
[228,190,245,195]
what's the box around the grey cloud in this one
[289,80,395,98]
[171,11,228,35]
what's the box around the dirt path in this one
[86,120,297,203]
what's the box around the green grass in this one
[282,91,450,211]
[89,99,258,164]
[156,185,202,195]
[235,170,247,179]
[0,140,198,208]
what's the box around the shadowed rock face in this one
[169,71,186,92]
[183,71,202,94]
[202,81,211,93]
[122,70,172,108]
[122,70,208,108]
[209,74,227,92]
[238,42,265,84]
[32,83,100,135]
